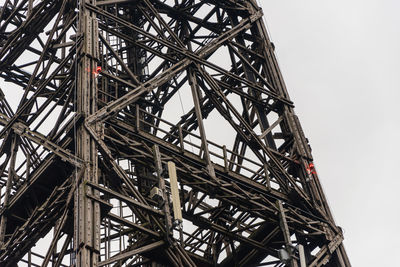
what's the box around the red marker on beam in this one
[306,163,316,175]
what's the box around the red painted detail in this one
[306,163,316,175]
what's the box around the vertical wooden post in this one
[28,250,32,267]
[135,104,140,132]
[167,161,182,223]
[223,145,228,172]
[188,68,217,181]
[26,152,30,182]
[153,145,172,237]
[178,124,184,152]
[0,135,17,246]
[74,1,100,266]
[27,0,33,16]
[263,164,271,190]
[277,200,298,267]
[298,244,306,267]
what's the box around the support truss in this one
[0,0,350,266]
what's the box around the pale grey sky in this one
[0,1,398,265]
[260,1,400,266]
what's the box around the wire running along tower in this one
[0,0,350,266]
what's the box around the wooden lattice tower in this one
[0,0,351,266]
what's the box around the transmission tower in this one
[0,0,350,266]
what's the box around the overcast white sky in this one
[259,1,400,266]
[0,1,398,265]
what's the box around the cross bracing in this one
[0,0,350,266]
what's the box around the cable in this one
[256,0,274,42]
[256,0,289,78]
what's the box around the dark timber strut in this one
[0,0,350,266]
